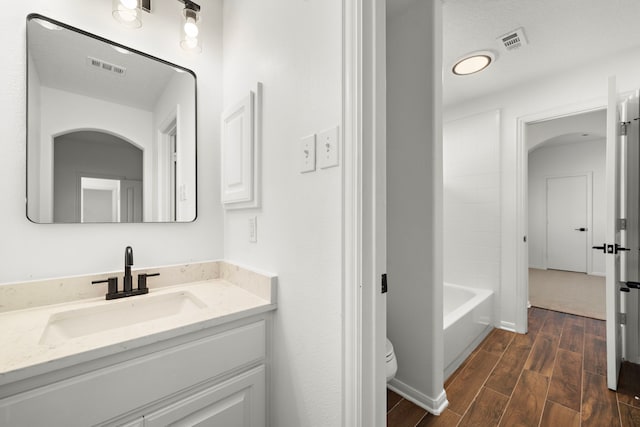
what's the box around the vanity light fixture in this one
[112,0,151,29]
[452,51,495,76]
[178,0,202,53]
[111,0,202,53]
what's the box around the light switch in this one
[300,134,316,173]
[249,216,257,243]
[318,126,339,169]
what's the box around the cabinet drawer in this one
[0,321,265,426]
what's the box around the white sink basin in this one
[39,291,207,345]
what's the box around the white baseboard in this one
[387,380,449,416]
[500,321,517,332]
[589,271,605,277]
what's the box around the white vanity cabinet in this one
[0,318,268,427]
[142,365,264,426]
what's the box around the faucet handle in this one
[137,272,160,292]
[92,277,118,297]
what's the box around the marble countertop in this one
[0,262,277,388]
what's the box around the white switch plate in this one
[318,126,339,169]
[248,216,257,243]
[299,134,316,173]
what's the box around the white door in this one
[546,175,588,272]
[604,76,623,390]
[625,91,640,364]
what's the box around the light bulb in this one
[119,0,137,10]
[184,17,199,38]
[112,0,142,28]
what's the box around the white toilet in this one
[386,338,398,382]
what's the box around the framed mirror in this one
[26,14,197,223]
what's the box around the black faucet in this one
[91,246,160,300]
[124,246,134,292]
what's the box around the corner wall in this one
[387,0,447,414]
[0,0,224,283]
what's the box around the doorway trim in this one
[342,0,387,425]
[515,98,606,333]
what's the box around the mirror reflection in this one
[26,14,197,223]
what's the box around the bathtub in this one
[443,283,494,379]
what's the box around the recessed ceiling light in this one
[452,51,495,76]
[33,18,62,31]
[112,45,132,55]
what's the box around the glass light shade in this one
[180,9,202,53]
[112,0,142,29]
[452,51,495,75]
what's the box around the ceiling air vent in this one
[86,56,127,76]
[497,27,528,51]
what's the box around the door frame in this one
[343,0,387,425]
[544,172,594,274]
[515,99,606,333]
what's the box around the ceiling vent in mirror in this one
[497,27,528,51]
[87,57,127,76]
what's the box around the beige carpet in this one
[529,268,606,320]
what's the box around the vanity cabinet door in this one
[143,365,265,427]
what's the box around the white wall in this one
[221,0,343,425]
[1,0,223,283]
[528,140,606,275]
[444,45,640,329]
[443,110,501,293]
[387,0,446,413]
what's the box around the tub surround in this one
[0,261,277,391]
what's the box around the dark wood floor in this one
[387,307,640,426]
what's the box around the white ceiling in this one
[389,0,640,107]
[28,17,180,111]
[442,0,640,106]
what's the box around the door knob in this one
[592,244,606,253]
[574,227,587,231]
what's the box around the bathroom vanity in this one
[0,261,276,426]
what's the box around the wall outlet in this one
[248,216,257,243]
[299,134,316,173]
[317,126,339,169]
